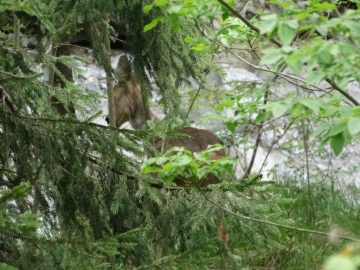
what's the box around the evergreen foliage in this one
[0,0,267,268]
[1,0,360,269]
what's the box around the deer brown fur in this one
[106,55,228,245]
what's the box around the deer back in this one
[154,127,225,187]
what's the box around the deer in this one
[105,55,228,246]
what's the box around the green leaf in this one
[348,117,360,135]
[317,49,333,65]
[353,107,360,117]
[191,43,206,52]
[334,75,351,90]
[324,255,357,270]
[142,157,156,168]
[217,27,229,35]
[163,163,173,170]
[317,137,329,152]
[155,0,168,7]
[326,122,347,137]
[225,121,238,134]
[193,152,206,162]
[207,145,225,152]
[290,103,303,117]
[282,46,295,54]
[197,167,208,180]
[184,36,195,43]
[216,100,235,110]
[340,43,356,57]
[220,159,234,173]
[141,166,162,173]
[260,49,283,65]
[144,16,165,32]
[261,14,278,21]
[339,106,352,117]
[171,18,181,31]
[155,157,168,165]
[316,25,328,37]
[306,70,326,85]
[330,133,345,156]
[167,5,183,13]
[221,5,230,21]
[312,123,331,137]
[300,99,320,114]
[285,57,302,76]
[345,18,360,34]
[307,53,319,72]
[255,112,266,122]
[260,19,278,34]
[286,20,298,29]
[313,2,336,11]
[343,127,353,142]
[158,171,171,183]
[143,5,153,13]
[173,155,192,166]
[278,23,294,45]
[272,104,290,118]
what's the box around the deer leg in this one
[217,215,228,247]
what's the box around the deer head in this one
[105,55,157,129]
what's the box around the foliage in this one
[0,0,293,269]
[144,0,360,157]
[142,0,360,268]
[1,0,360,269]
[324,244,360,270]
[141,145,235,185]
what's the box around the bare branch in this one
[217,0,360,106]
[216,0,282,47]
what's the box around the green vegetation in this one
[1,0,360,269]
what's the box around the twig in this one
[202,192,360,242]
[185,83,202,119]
[244,56,287,177]
[302,119,316,221]
[0,69,25,78]
[0,85,18,112]
[325,78,359,106]
[217,0,360,106]
[1,108,140,133]
[216,0,282,47]
[258,122,292,174]
[243,87,271,178]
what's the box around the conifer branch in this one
[0,69,24,78]
[86,155,138,180]
[0,228,37,241]
[0,109,141,133]
[0,85,18,112]
[202,193,360,242]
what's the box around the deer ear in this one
[116,55,132,82]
